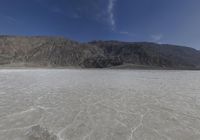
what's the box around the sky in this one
[0,0,200,49]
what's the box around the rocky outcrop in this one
[83,56,123,68]
[25,125,58,140]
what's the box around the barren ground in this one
[0,69,200,140]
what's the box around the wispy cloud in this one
[0,14,18,24]
[5,16,17,23]
[34,0,117,27]
[108,0,117,30]
[151,34,163,42]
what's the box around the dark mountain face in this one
[0,36,200,69]
[90,41,200,69]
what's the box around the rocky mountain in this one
[0,36,104,67]
[0,36,200,69]
[89,41,200,69]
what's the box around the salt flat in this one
[0,69,200,140]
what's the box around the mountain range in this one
[0,36,200,69]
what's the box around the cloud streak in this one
[108,0,116,30]
[0,14,18,24]
[35,0,117,29]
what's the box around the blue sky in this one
[0,0,200,49]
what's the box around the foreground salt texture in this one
[0,69,200,140]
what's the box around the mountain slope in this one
[0,36,104,67]
[0,36,200,69]
[90,41,200,69]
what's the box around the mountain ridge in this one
[0,36,200,69]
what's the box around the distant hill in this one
[0,36,200,69]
